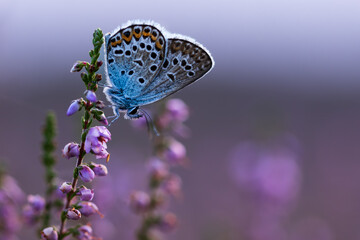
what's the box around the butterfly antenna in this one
[138,108,160,137]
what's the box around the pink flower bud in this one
[70,61,87,72]
[77,186,94,201]
[148,158,169,181]
[85,90,97,102]
[78,202,101,217]
[62,142,80,159]
[41,226,58,240]
[91,163,108,176]
[27,194,45,211]
[162,174,182,197]
[98,113,109,125]
[129,191,150,214]
[165,99,189,122]
[77,225,93,239]
[158,213,178,232]
[66,99,81,116]
[66,208,81,220]
[163,138,186,165]
[78,165,95,183]
[59,182,72,194]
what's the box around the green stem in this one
[59,101,92,239]
[41,112,57,231]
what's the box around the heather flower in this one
[77,225,93,240]
[129,191,150,214]
[91,163,108,176]
[97,113,108,125]
[62,142,80,159]
[41,226,58,240]
[157,213,178,232]
[66,208,81,220]
[77,186,94,201]
[85,90,97,102]
[165,98,189,122]
[59,182,72,194]
[162,174,182,197]
[22,204,38,225]
[163,138,186,165]
[148,158,169,182]
[66,99,82,116]
[78,201,101,217]
[84,126,111,160]
[78,165,95,183]
[95,100,105,109]
[70,61,88,72]
[27,194,45,212]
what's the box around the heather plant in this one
[12,28,191,240]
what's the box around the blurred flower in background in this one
[228,133,334,240]
[0,170,25,240]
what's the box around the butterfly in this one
[103,21,214,123]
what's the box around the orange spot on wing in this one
[155,40,163,50]
[151,35,157,42]
[133,29,141,39]
[143,31,150,37]
[122,32,132,43]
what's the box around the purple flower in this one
[22,204,38,225]
[129,191,150,214]
[77,186,94,201]
[70,61,88,72]
[157,213,178,232]
[85,90,97,102]
[91,163,108,176]
[78,201,102,217]
[162,174,182,197]
[41,227,58,240]
[62,142,80,159]
[98,113,108,125]
[66,99,82,116]
[27,194,45,212]
[84,126,111,161]
[66,208,81,220]
[163,138,186,165]
[78,165,95,183]
[148,158,169,181]
[165,98,189,122]
[77,225,93,240]
[59,182,72,194]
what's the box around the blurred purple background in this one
[1,0,360,239]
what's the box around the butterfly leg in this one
[108,108,121,126]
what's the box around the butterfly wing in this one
[132,36,214,106]
[105,23,167,98]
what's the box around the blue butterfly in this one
[103,21,214,123]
